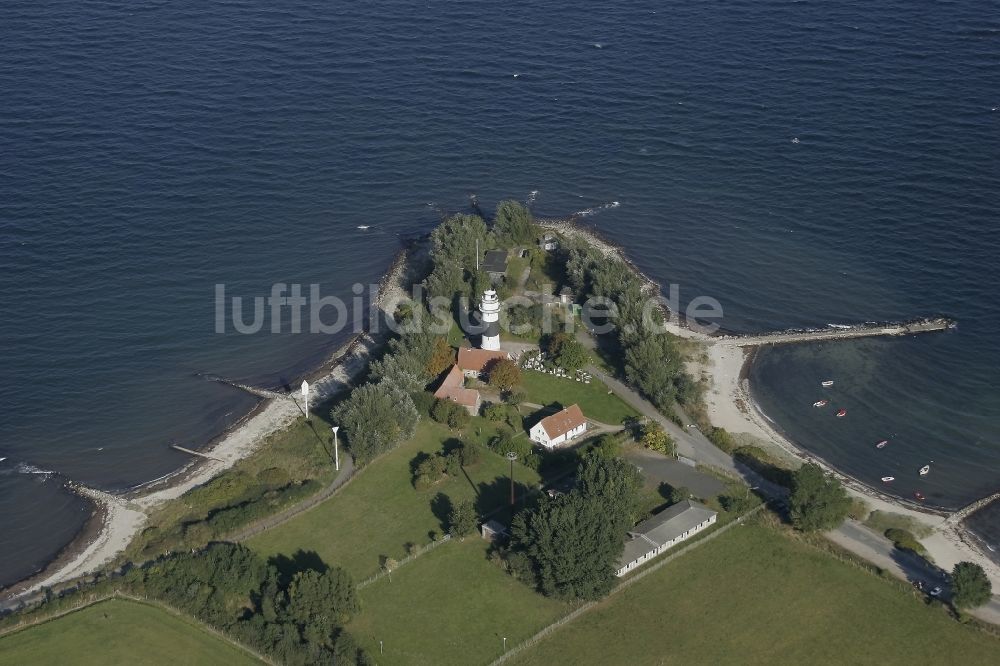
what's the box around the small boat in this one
[914,491,926,501]
[876,440,889,449]
[881,476,894,483]
[836,408,847,417]
[919,464,930,476]
[0,457,6,463]
[821,380,834,387]
[357,225,370,230]
[813,399,829,407]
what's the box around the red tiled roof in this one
[456,347,509,373]
[538,404,586,440]
[433,365,480,408]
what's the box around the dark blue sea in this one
[2,0,998,586]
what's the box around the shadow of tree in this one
[268,549,329,588]
[430,492,454,531]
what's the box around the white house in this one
[529,404,587,449]
[615,500,717,577]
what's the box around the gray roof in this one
[617,500,717,569]
[483,250,508,273]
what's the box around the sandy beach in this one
[3,248,414,601]
[544,218,1000,590]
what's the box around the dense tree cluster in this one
[562,239,695,410]
[788,463,851,532]
[425,214,490,302]
[494,200,537,245]
[332,382,419,466]
[507,453,641,600]
[123,543,370,665]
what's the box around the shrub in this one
[884,528,927,557]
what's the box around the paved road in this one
[829,520,1000,624]
[578,329,1000,623]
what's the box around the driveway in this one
[625,448,726,499]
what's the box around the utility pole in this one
[506,452,518,505]
[331,426,340,471]
[301,380,310,420]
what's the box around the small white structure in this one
[615,500,717,576]
[480,289,501,351]
[529,404,587,449]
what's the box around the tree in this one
[488,358,522,391]
[494,200,537,245]
[446,404,470,430]
[624,333,684,410]
[592,434,621,458]
[509,492,622,601]
[552,336,589,370]
[332,382,419,465]
[449,499,478,537]
[576,452,642,533]
[425,336,455,377]
[788,463,851,532]
[285,567,359,627]
[640,424,675,457]
[951,562,992,609]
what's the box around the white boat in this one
[357,225,370,230]
[881,476,894,483]
[813,399,828,407]
[821,380,834,387]
[919,465,930,476]
[0,457,6,462]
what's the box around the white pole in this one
[332,426,340,471]
[301,380,310,420]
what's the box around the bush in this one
[430,398,453,424]
[449,499,479,537]
[410,391,436,418]
[733,445,793,488]
[884,528,927,557]
[707,427,737,454]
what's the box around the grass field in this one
[519,370,637,425]
[511,522,1000,665]
[0,599,262,665]
[248,419,542,580]
[349,539,573,665]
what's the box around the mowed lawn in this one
[349,539,573,666]
[519,370,637,425]
[248,420,541,580]
[512,524,1000,665]
[0,598,262,665]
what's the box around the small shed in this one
[482,250,508,280]
[481,519,510,541]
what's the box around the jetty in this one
[171,445,224,462]
[720,317,955,348]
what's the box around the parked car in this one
[929,586,942,597]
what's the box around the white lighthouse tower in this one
[479,289,501,351]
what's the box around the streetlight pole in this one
[332,426,340,471]
[301,380,310,421]
[506,452,517,506]
[503,636,507,652]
